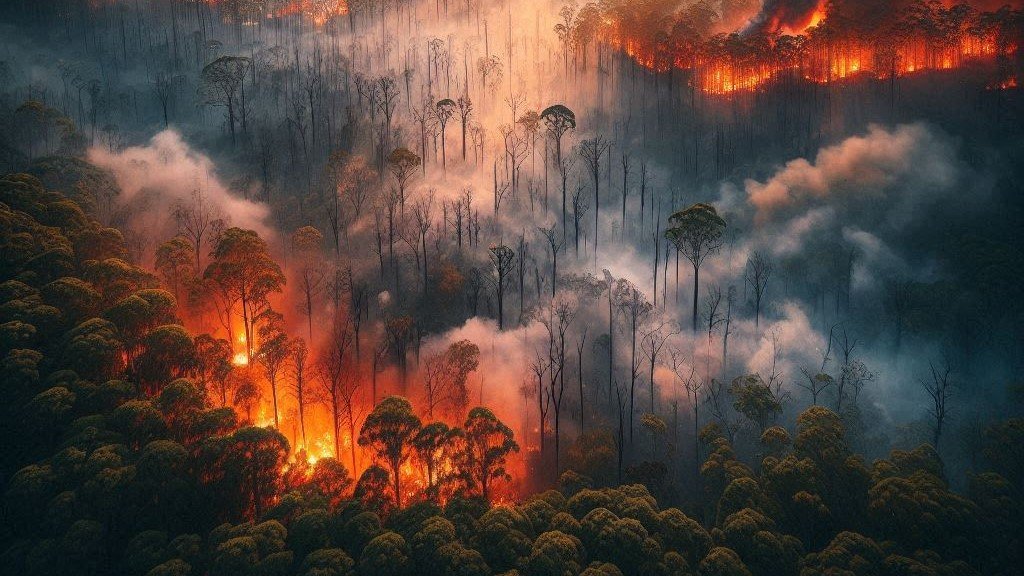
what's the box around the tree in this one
[319,318,360,473]
[290,338,311,451]
[922,360,954,451]
[387,148,421,210]
[413,422,462,501]
[579,136,610,261]
[199,426,289,520]
[203,227,286,362]
[291,226,326,342]
[155,237,195,304]
[744,252,772,331]
[665,203,726,332]
[527,531,585,576]
[434,99,456,172]
[697,546,753,576]
[613,278,652,444]
[199,56,250,145]
[256,318,292,430]
[542,105,577,235]
[195,334,233,405]
[136,325,197,393]
[728,374,782,432]
[358,532,410,576]
[172,187,223,275]
[459,407,519,501]
[358,396,422,508]
[233,373,262,423]
[456,96,473,161]
[489,244,516,330]
[420,339,480,419]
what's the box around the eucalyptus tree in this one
[665,203,726,332]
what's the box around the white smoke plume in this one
[87,129,274,263]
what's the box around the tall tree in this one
[198,55,250,145]
[203,227,286,362]
[358,396,422,508]
[579,136,610,262]
[387,147,422,212]
[744,251,772,331]
[255,314,292,430]
[319,317,360,473]
[459,407,519,502]
[434,99,456,172]
[291,226,326,342]
[922,361,954,451]
[665,203,726,332]
[490,243,516,330]
[613,278,652,444]
[420,339,480,419]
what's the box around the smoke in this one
[419,317,549,435]
[87,129,274,261]
[744,123,959,226]
[744,0,823,34]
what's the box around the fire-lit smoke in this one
[87,129,274,263]
[746,0,827,35]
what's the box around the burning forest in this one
[0,0,1022,575]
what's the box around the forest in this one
[0,0,1022,575]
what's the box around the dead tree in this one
[745,251,773,331]
[922,360,954,451]
[490,244,516,329]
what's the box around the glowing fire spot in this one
[232,352,249,366]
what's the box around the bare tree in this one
[530,352,552,456]
[885,278,915,355]
[456,95,473,160]
[745,251,773,331]
[702,285,725,380]
[173,186,224,274]
[538,297,576,474]
[613,278,653,444]
[835,329,875,412]
[642,318,679,414]
[290,338,311,451]
[420,340,480,419]
[722,286,737,376]
[571,179,590,258]
[318,317,361,473]
[796,323,838,406]
[490,243,516,329]
[412,190,435,294]
[669,348,701,483]
[538,226,565,299]
[922,360,954,450]
[198,55,250,145]
[375,74,400,152]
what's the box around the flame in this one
[775,0,828,36]
[607,8,1016,95]
[232,351,249,366]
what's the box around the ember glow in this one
[604,0,1019,94]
